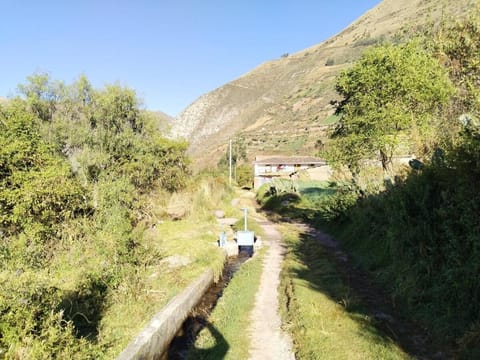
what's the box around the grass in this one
[97,179,240,357]
[257,180,337,218]
[98,218,227,358]
[6,175,236,359]
[320,114,341,125]
[102,186,263,358]
[187,244,266,359]
[9,203,231,359]
[298,180,336,201]
[278,223,411,360]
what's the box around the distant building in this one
[253,155,327,189]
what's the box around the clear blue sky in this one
[1,0,381,116]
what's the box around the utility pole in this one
[229,139,232,186]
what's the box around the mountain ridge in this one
[171,0,475,168]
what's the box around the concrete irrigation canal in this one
[116,251,251,360]
[163,252,251,359]
[117,194,294,360]
[117,207,256,360]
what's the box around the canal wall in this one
[116,268,215,360]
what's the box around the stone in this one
[214,210,225,219]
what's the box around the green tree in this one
[433,10,480,113]
[1,74,192,357]
[327,41,454,177]
[17,72,62,122]
[218,137,247,169]
[236,163,253,188]
[0,101,86,251]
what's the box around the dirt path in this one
[247,215,295,360]
[236,190,448,359]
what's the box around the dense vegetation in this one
[0,75,193,358]
[259,10,480,359]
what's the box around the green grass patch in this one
[320,114,341,125]
[187,247,266,360]
[257,180,338,221]
[297,180,337,204]
[279,224,411,360]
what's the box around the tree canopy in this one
[327,40,454,176]
[0,74,191,357]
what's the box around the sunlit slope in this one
[171,0,475,167]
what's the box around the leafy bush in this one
[0,74,191,357]
[0,103,87,251]
[0,272,97,359]
[236,164,253,188]
[289,11,480,356]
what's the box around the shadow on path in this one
[167,320,229,360]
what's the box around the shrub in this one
[236,164,253,188]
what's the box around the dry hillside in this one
[151,110,174,133]
[170,0,476,168]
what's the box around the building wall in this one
[253,163,327,189]
[255,164,298,175]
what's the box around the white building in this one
[253,155,326,189]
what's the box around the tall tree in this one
[17,72,61,122]
[326,41,454,177]
[0,101,86,243]
[433,10,480,113]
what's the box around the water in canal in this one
[163,251,250,359]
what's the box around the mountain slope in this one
[171,0,475,168]
[151,110,174,133]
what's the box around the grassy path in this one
[188,189,416,359]
[278,221,417,359]
[248,217,295,360]
[187,190,294,360]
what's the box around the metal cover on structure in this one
[236,230,255,246]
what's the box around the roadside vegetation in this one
[217,137,254,189]
[0,76,232,358]
[258,9,480,359]
[2,5,480,360]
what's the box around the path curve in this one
[247,217,295,360]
